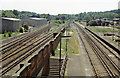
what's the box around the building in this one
[95,18,111,26]
[23,18,47,27]
[0,17,21,33]
[96,19,102,26]
[113,18,120,24]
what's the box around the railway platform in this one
[65,26,94,77]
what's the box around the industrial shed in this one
[27,18,47,27]
[0,17,21,33]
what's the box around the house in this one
[113,18,120,24]
[101,18,110,26]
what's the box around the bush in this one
[19,27,23,33]
[23,24,29,32]
[3,30,7,37]
[4,34,6,37]
[58,20,62,24]
[63,20,65,23]
[8,32,12,37]
[16,29,19,32]
[89,20,97,26]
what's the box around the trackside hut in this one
[28,18,47,27]
[1,17,21,33]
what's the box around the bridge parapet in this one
[12,31,63,78]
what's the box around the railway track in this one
[0,24,51,52]
[0,25,65,77]
[0,23,53,45]
[74,23,120,77]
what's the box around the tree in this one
[2,11,6,17]
[13,10,18,16]
[3,30,7,37]
[5,12,16,18]
[63,20,65,23]
[23,24,29,32]
[19,27,24,33]
[8,32,12,37]
[89,20,97,26]
[61,16,65,20]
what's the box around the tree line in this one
[74,10,119,21]
[1,9,119,21]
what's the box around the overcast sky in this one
[0,0,120,15]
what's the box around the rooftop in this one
[30,18,47,20]
[113,18,120,21]
[2,17,21,21]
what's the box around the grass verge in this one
[55,25,81,55]
[87,26,118,33]
[0,32,20,40]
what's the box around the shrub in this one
[4,34,6,37]
[8,32,12,37]
[16,29,19,32]
[23,24,29,32]
[19,27,23,33]
[89,20,97,26]
[63,20,65,23]
[3,30,7,37]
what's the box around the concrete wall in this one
[17,33,62,78]
[2,26,65,77]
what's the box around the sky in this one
[0,0,120,15]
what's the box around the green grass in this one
[87,26,119,33]
[79,21,86,26]
[55,26,81,55]
[33,24,48,30]
[0,31,20,40]
[116,26,120,29]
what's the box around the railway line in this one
[74,23,120,77]
[0,24,65,77]
[0,24,52,51]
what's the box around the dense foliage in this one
[89,20,97,26]
[19,27,24,33]
[74,10,119,21]
[1,9,119,21]
[22,24,29,32]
